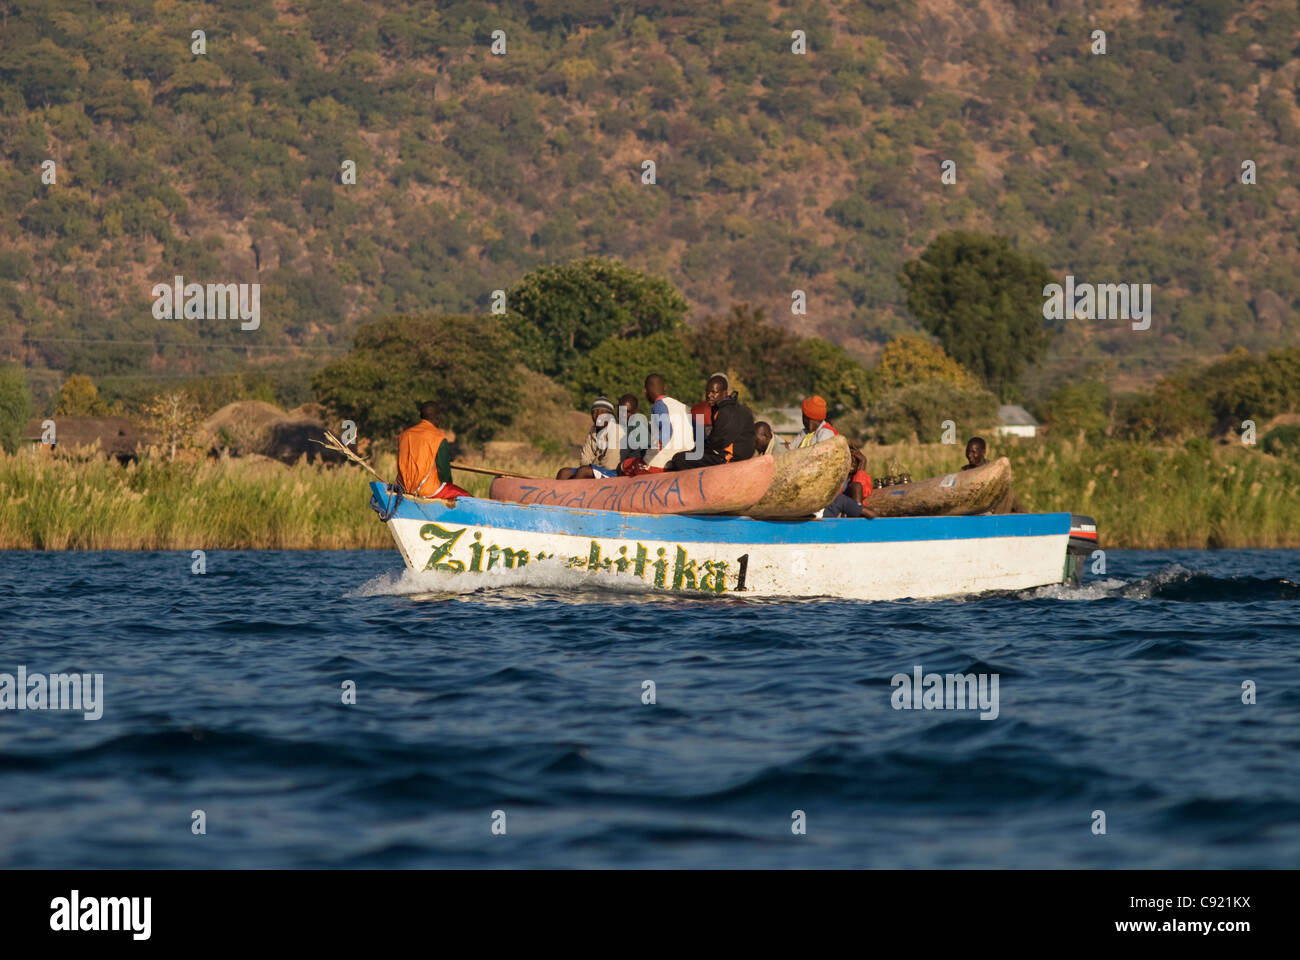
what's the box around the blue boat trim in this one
[368,482,1071,544]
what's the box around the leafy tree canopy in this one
[566,330,702,409]
[314,314,523,447]
[1038,381,1110,441]
[863,379,999,445]
[0,365,35,454]
[690,303,805,404]
[54,374,109,416]
[873,334,978,393]
[900,231,1055,401]
[507,257,690,380]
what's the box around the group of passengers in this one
[557,372,879,518]
[395,375,1007,517]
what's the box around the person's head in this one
[708,371,729,399]
[705,374,729,404]
[591,397,615,425]
[644,373,665,403]
[850,445,866,473]
[418,400,440,424]
[755,421,773,451]
[965,436,987,467]
[618,393,638,416]
[801,395,827,432]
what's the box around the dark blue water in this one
[1,549,1297,868]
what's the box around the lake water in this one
[1,548,1297,868]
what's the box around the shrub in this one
[0,365,34,453]
[314,314,523,447]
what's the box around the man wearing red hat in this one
[796,394,839,448]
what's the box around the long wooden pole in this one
[451,461,541,480]
[314,431,544,482]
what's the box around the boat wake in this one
[1027,564,1298,603]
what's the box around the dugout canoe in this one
[487,454,775,515]
[863,457,1013,518]
[367,481,1093,600]
[743,434,852,519]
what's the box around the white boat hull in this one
[369,483,1073,601]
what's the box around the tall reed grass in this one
[1,437,1296,550]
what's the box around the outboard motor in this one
[1063,514,1099,584]
[1068,514,1098,556]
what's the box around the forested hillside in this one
[1,0,1296,407]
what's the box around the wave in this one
[1029,565,1298,603]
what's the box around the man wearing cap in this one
[795,395,839,448]
[557,397,624,480]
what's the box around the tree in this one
[1112,380,1214,442]
[1038,381,1110,440]
[873,335,978,392]
[793,338,873,418]
[54,374,109,415]
[144,393,203,462]
[0,365,35,454]
[507,257,690,379]
[864,380,999,445]
[566,330,702,408]
[313,314,523,447]
[690,304,805,403]
[899,231,1056,400]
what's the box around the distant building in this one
[25,416,151,463]
[996,405,1039,439]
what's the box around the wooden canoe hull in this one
[487,455,775,515]
[745,435,851,519]
[864,457,1012,517]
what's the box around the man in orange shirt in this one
[397,401,461,498]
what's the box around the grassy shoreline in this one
[2,438,1298,551]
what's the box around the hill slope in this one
[1,0,1296,399]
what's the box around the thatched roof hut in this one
[25,416,153,462]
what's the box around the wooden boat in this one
[368,481,1090,600]
[863,457,1013,517]
[488,454,774,516]
[743,435,851,519]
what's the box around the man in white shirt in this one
[622,373,697,473]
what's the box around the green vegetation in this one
[0,365,34,453]
[899,232,1055,400]
[5,435,1298,550]
[0,452,392,550]
[508,257,689,380]
[3,0,1298,408]
[313,313,523,445]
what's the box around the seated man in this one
[824,446,875,518]
[397,400,469,499]
[962,436,1025,513]
[622,373,694,474]
[795,395,839,448]
[618,393,649,463]
[961,436,988,470]
[668,374,755,470]
[557,397,623,480]
[754,421,781,456]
